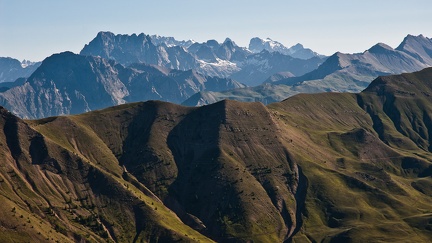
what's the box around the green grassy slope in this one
[2,68,432,242]
[268,68,432,242]
[39,100,302,242]
[1,106,213,242]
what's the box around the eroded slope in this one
[2,68,432,242]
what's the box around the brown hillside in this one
[1,68,432,242]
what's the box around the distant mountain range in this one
[273,35,432,91]
[0,32,325,118]
[80,31,326,86]
[0,57,40,83]
[1,32,432,117]
[184,34,432,106]
[2,29,432,243]
[0,52,243,119]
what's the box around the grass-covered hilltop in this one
[1,68,432,242]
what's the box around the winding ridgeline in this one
[1,68,432,242]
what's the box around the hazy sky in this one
[1,0,431,61]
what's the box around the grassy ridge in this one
[1,68,432,242]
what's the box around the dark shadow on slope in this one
[3,111,22,160]
[356,94,387,143]
[165,101,226,239]
[285,164,308,242]
[119,102,160,181]
[422,110,432,152]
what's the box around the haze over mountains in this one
[0,31,326,118]
[249,37,324,60]
[80,31,326,86]
[186,34,432,106]
[275,35,432,91]
[0,52,243,119]
[0,32,431,118]
[1,67,432,242]
[1,30,432,242]
[0,57,40,84]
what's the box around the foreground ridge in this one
[1,68,432,242]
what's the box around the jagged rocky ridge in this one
[0,57,40,84]
[80,31,326,86]
[0,52,244,119]
[1,67,432,242]
[249,37,324,60]
[184,34,432,106]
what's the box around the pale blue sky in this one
[1,0,431,61]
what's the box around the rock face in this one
[149,34,195,48]
[185,35,432,106]
[396,34,432,64]
[80,31,326,86]
[0,52,244,119]
[1,67,432,242]
[0,57,40,83]
[80,31,198,70]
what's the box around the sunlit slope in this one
[1,67,432,242]
[269,68,432,242]
[1,106,212,242]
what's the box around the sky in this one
[1,0,431,61]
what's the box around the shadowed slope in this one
[1,105,213,242]
[165,100,300,241]
[268,68,432,242]
[68,100,304,242]
[2,68,432,242]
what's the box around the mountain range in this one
[1,67,432,242]
[0,52,243,119]
[0,57,40,84]
[185,34,432,106]
[1,33,431,119]
[80,31,326,86]
[249,37,324,60]
[0,32,327,119]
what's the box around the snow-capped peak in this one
[249,37,324,59]
[21,59,35,68]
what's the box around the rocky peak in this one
[206,39,220,49]
[289,43,305,51]
[368,43,394,54]
[396,34,432,64]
